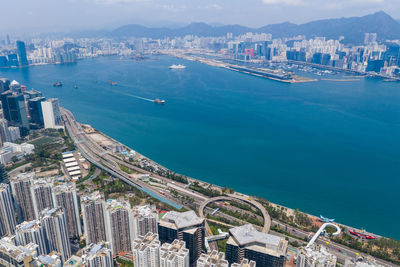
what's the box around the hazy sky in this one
[1,0,399,34]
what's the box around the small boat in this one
[109,80,117,85]
[154,99,165,104]
[169,64,186,69]
[53,82,63,87]
[74,85,78,89]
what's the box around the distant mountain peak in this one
[111,11,400,44]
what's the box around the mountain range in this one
[111,11,400,44]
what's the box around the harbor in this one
[164,50,317,83]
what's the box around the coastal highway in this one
[61,107,185,208]
[61,107,397,267]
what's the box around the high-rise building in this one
[41,98,62,129]
[231,259,256,267]
[28,96,46,128]
[7,126,21,142]
[158,210,205,266]
[296,244,336,267]
[0,163,8,183]
[1,90,29,135]
[0,119,11,145]
[16,41,28,66]
[160,239,190,267]
[0,78,10,93]
[31,178,55,219]
[226,224,288,267]
[82,242,113,267]
[81,192,106,245]
[197,251,229,267]
[0,238,36,266]
[7,53,19,67]
[9,80,22,93]
[36,252,62,267]
[104,199,134,256]
[40,207,71,262]
[9,172,36,222]
[0,183,16,237]
[15,220,48,256]
[132,204,158,238]
[133,233,161,267]
[52,183,82,239]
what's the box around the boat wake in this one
[121,92,154,102]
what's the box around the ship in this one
[109,80,117,85]
[169,64,186,69]
[53,82,63,87]
[349,229,376,239]
[154,98,165,104]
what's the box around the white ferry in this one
[169,64,186,69]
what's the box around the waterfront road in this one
[199,194,271,233]
[61,107,397,267]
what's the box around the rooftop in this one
[228,224,287,257]
[160,210,204,229]
[16,220,41,232]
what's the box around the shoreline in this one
[80,120,384,241]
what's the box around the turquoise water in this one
[1,56,400,239]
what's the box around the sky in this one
[1,0,399,34]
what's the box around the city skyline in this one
[0,0,400,34]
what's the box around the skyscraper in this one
[132,204,158,238]
[40,207,72,262]
[133,233,161,267]
[52,183,82,239]
[16,41,28,66]
[158,210,205,266]
[81,192,107,245]
[15,220,48,256]
[82,242,113,267]
[31,178,55,219]
[41,98,62,129]
[104,199,134,256]
[0,78,10,93]
[9,172,36,222]
[28,96,46,128]
[0,238,36,266]
[0,163,8,183]
[225,224,288,267]
[0,183,16,237]
[1,90,29,135]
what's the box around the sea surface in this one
[1,56,399,239]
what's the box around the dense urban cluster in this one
[0,31,399,78]
[0,36,398,266]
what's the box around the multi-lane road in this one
[61,107,397,267]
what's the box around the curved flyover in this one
[199,194,271,233]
